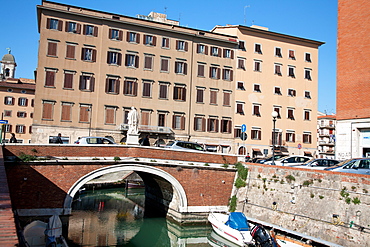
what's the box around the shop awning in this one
[304,151,312,157]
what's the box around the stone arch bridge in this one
[2,144,239,223]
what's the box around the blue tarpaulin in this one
[225,212,250,231]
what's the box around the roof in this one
[1,53,15,63]
[318,115,336,120]
[0,78,36,90]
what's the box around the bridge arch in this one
[63,163,188,214]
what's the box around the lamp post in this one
[271,111,278,165]
[88,106,92,136]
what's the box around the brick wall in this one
[337,0,370,120]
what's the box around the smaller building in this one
[317,114,336,159]
[0,50,35,143]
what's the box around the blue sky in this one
[1,0,337,114]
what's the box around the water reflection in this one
[67,187,214,247]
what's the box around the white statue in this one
[127,106,139,134]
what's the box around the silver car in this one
[325,158,370,175]
[74,137,116,144]
[265,155,311,166]
[165,140,204,151]
[293,158,340,170]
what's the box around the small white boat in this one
[208,212,254,246]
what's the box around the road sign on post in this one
[240,132,248,141]
[298,143,302,149]
[241,124,246,133]
[0,120,8,124]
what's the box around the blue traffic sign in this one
[241,124,247,133]
[0,120,8,124]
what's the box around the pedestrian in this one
[54,133,63,144]
[142,135,150,146]
[9,133,17,143]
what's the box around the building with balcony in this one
[317,114,336,159]
[0,50,35,143]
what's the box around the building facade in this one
[317,114,336,159]
[336,0,370,159]
[213,25,323,157]
[0,51,35,143]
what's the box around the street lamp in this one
[271,111,278,165]
[88,106,92,136]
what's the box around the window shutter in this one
[209,67,212,78]
[184,42,188,51]
[42,103,52,120]
[172,115,176,128]
[202,118,206,131]
[83,25,87,35]
[117,53,122,66]
[152,36,157,46]
[66,45,75,59]
[48,42,57,56]
[64,73,73,88]
[47,18,51,29]
[105,78,109,93]
[207,119,211,131]
[109,29,112,39]
[182,88,186,101]
[184,63,188,75]
[92,49,97,62]
[218,48,221,57]
[136,33,140,43]
[204,45,208,55]
[76,23,81,34]
[217,68,221,79]
[215,119,219,132]
[31,99,34,107]
[125,54,129,66]
[17,112,20,117]
[228,120,232,133]
[181,116,185,130]
[105,108,115,124]
[81,48,85,60]
[174,61,179,73]
[223,49,226,58]
[176,40,179,50]
[230,70,233,81]
[29,126,32,134]
[193,118,197,131]
[135,55,139,68]
[107,51,110,64]
[118,30,123,41]
[93,26,98,37]
[61,104,71,121]
[90,77,95,92]
[143,35,147,43]
[133,81,138,96]
[231,50,234,59]
[115,79,120,94]
[126,32,130,42]
[65,21,69,32]
[197,44,201,53]
[222,69,225,80]
[57,20,63,31]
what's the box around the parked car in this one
[74,137,116,145]
[165,140,204,152]
[292,158,340,170]
[264,155,311,166]
[258,154,289,164]
[324,158,370,175]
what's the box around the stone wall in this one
[237,163,370,247]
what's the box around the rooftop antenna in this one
[244,5,250,25]
[164,6,167,14]
[179,13,181,25]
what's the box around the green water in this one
[67,187,220,247]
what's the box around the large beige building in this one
[33,1,323,157]
[213,25,323,157]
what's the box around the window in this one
[42,100,55,120]
[223,91,231,106]
[196,87,204,103]
[47,41,58,57]
[273,106,281,119]
[84,25,98,37]
[288,66,295,78]
[211,47,220,57]
[237,58,246,70]
[275,47,282,57]
[162,37,170,48]
[127,32,139,43]
[236,102,244,115]
[45,69,57,87]
[223,49,233,58]
[289,50,295,60]
[31,99,34,107]
[123,79,138,96]
[254,84,261,93]
[305,53,311,62]
[303,132,312,144]
[63,71,74,89]
[288,89,296,97]
[173,85,186,101]
[15,125,25,134]
[160,57,169,72]
[274,64,282,76]
[272,131,282,146]
[237,81,245,90]
[105,77,120,94]
[123,108,130,124]
[159,82,168,99]
[66,21,80,33]
[61,102,73,122]
[210,89,218,105]
[305,69,312,80]
[207,117,219,132]
[144,54,153,70]
[105,106,116,125]
[66,43,76,59]
[79,104,91,123]
[234,127,241,138]
[304,91,311,99]
[175,61,187,75]
[107,51,122,65]
[176,40,187,51]
[173,114,185,130]
[81,48,96,62]
[197,63,205,77]
[238,40,246,50]
[210,66,220,79]
[287,108,295,120]
[254,60,261,72]
[286,131,295,142]
[197,44,208,54]
[4,110,11,117]
[5,124,11,133]
[255,44,262,54]
[79,74,95,91]
[274,87,282,95]
[47,18,62,31]
[18,98,28,106]
[251,128,262,140]
[142,80,152,97]
[222,68,233,81]
[304,110,311,121]
[125,53,139,68]
[158,112,166,127]
[253,104,261,117]
[17,112,27,118]
[144,34,156,46]
[194,116,206,131]
[221,119,232,133]
[109,29,122,40]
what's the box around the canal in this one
[67,186,223,247]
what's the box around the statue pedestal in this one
[126,133,139,145]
